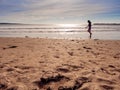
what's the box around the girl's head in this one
[88,20,91,23]
[88,20,90,23]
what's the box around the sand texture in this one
[0,38,120,90]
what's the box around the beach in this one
[0,37,120,90]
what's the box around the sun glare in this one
[59,24,78,27]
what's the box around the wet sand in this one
[0,37,120,90]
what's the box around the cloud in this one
[12,0,109,17]
[0,0,120,23]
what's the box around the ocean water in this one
[0,24,120,40]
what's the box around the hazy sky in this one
[0,0,120,24]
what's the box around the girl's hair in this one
[88,20,91,23]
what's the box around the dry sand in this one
[0,37,120,90]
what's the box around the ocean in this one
[0,24,120,40]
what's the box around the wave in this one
[0,29,120,33]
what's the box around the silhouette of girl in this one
[87,20,92,38]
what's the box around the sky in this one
[0,0,120,24]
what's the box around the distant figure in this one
[87,20,92,39]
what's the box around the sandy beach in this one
[0,37,120,90]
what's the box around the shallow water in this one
[0,24,120,40]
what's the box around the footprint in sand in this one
[97,78,115,85]
[100,85,114,90]
[3,45,18,50]
[58,77,91,90]
[54,55,60,58]
[68,52,74,56]
[59,64,84,72]
[34,73,70,89]
[56,67,70,73]
[113,53,120,59]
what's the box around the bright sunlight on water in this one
[0,24,120,40]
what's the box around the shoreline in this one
[0,30,120,40]
[0,37,94,41]
[0,37,120,90]
[0,36,120,40]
